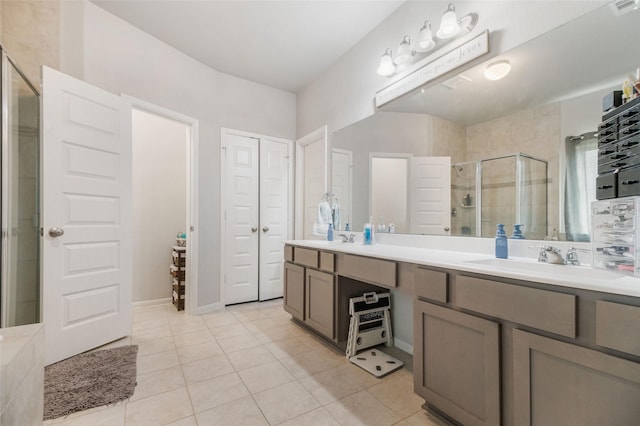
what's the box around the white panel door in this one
[304,139,326,239]
[410,156,452,235]
[259,139,290,301]
[42,66,132,365]
[332,149,352,231]
[225,134,259,304]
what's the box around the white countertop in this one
[285,239,640,298]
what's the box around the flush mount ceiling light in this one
[376,3,478,77]
[484,60,511,80]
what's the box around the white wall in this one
[60,1,296,310]
[132,110,187,303]
[296,1,606,138]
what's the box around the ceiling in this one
[90,0,403,93]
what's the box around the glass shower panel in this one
[518,155,547,240]
[1,53,40,327]
[481,156,516,237]
[451,162,477,236]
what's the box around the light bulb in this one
[417,21,435,52]
[394,35,414,66]
[377,49,396,77]
[437,3,461,39]
[484,60,511,80]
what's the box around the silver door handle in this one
[251,227,258,233]
[49,227,64,238]
[444,226,450,232]
[262,226,269,232]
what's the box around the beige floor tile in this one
[124,387,193,425]
[227,345,277,371]
[137,350,180,376]
[169,319,208,335]
[181,354,235,384]
[132,325,173,340]
[195,395,268,426]
[176,340,224,364]
[279,407,341,426]
[132,335,175,356]
[232,309,269,323]
[264,337,312,359]
[402,410,449,426]
[187,372,250,413]
[130,365,185,402]
[280,349,344,379]
[217,332,263,353]
[254,325,304,344]
[203,312,241,328]
[299,364,377,405]
[209,323,250,339]
[242,318,280,333]
[172,329,215,348]
[253,381,321,425]
[366,370,424,418]
[165,416,197,426]
[53,403,126,426]
[326,390,402,426]
[238,359,296,393]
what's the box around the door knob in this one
[262,226,269,232]
[49,227,64,238]
[444,226,450,232]
[251,227,258,233]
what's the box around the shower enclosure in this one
[451,153,547,239]
[0,46,40,327]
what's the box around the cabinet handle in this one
[251,227,258,233]
[263,226,269,232]
[611,154,627,160]
[611,162,627,168]
[621,180,639,185]
[600,149,614,155]
[621,141,639,148]
[597,185,613,189]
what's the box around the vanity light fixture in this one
[376,2,478,77]
[437,3,461,39]
[377,49,396,77]
[484,60,511,81]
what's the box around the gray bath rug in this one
[44,345,138,421]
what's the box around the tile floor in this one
[43,300,445,426]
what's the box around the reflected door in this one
[410,157,452,235]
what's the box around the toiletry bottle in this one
[363,218,372,245]
[511,224,525,239]
[495,224,508,259]
[345,222,351,232]
[327,223,334,241]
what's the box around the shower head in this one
[453,165,464,175]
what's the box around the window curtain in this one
[564,134,598,241]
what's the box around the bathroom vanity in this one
[283,239,640,426]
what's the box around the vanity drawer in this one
[455,276,576,338]
[319,251,335,272]
[596,173,616,200]
[595,300,640,357]
[338,254,397,288]
[415,267,448,303]
[294,247,319,268]
[284,245,294,262]
[617,166,640,198]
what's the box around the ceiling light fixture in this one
[484,60,511,80]
[376,3,478,77]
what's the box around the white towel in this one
[312,200,333,236]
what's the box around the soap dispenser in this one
[495,224,508,259]
[363,218,372,245]
[511,224,525,239]
[327,223,334,241]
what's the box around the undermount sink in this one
[466,258,623,280]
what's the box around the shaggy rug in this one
[44,345,138,421]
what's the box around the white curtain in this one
[564,134,598,241]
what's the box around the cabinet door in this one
[414,300,500,426]
[513,329,640,426]
[305,269,335,339]
[283,262,304,321]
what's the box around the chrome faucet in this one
[537,245,565,264]
[565,247,591,266]
[338,233,356,243]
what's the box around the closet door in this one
[259,139,290,300]
[225,134,260,304]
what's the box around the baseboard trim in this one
[195,302,224,315]
[394,338,413,355]
[133,298,172,307]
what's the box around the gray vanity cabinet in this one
[513,329,640,426]
[414,300,501,426]
[283,262,304,321]
[304,268,335,339]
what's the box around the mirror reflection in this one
[331,4,640,240]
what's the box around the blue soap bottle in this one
[511,224,525,239]
[327,223,334,241]
[495,224,508,259]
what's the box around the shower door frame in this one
[0,46,41,327]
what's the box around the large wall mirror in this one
[332,4,640,241]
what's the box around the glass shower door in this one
[1,50,40,327]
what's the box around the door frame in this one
[220,128,293,305]
[295,126,328,239]
[125,95,200,315]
